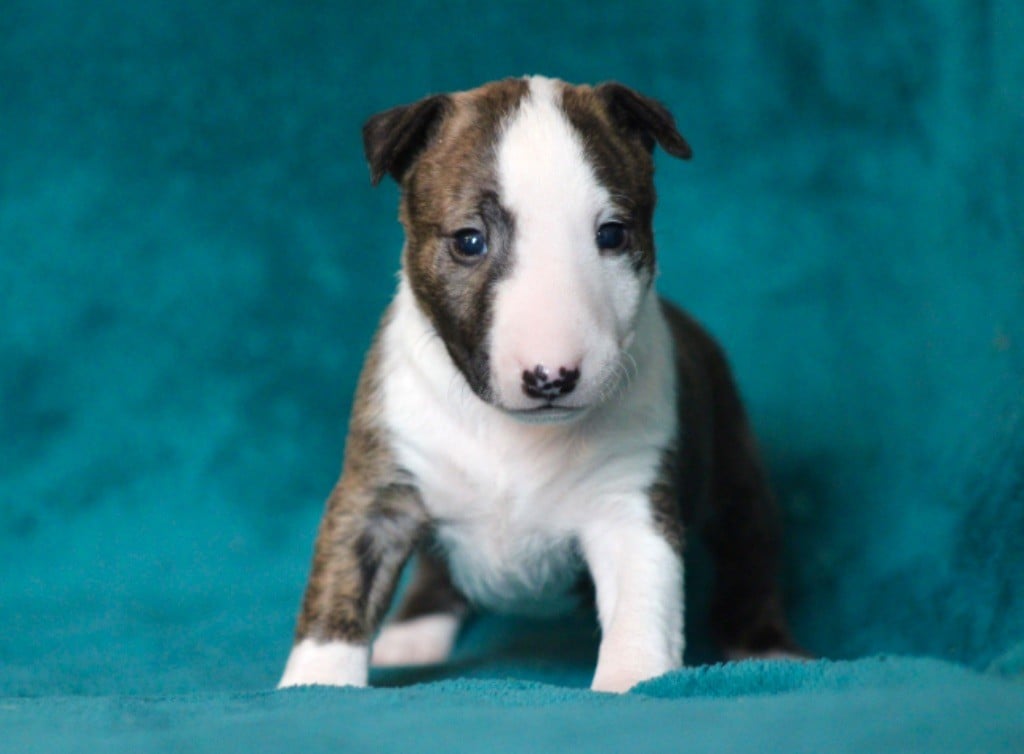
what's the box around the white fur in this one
[490,76,646,410]
[583,515,683,692]
[278,638,368,688]
[381,274,680,688]
[371,614,462,667]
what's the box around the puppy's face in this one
[364,76,691,422]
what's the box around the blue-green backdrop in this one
[2,1,1022,751]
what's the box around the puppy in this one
[279,76,798,693]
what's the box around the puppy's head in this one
[363,76,691,423]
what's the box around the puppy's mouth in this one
[501,403,589,425]
[495,355,634,425]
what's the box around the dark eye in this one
[452,228,488,259]
[596,222,627,251]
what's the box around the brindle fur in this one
[392,542,469,623]
[657,301,799,655]
[398,79,529,400]
[295,319,429,644]
[560,84,691,277]
[290,77,797,661]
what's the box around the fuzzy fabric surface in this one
[1,1,1022,751]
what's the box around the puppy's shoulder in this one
[339,302,403,481]
[658,298,730,378]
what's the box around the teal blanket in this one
[4,661,1023,753]
[2,0,1022,751]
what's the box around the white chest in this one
[378,282,677,614]
[384,388,596,614]
[432,507,585,616]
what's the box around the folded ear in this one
[362,94,452,185]
[595,82,692,160]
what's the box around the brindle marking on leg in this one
[660,299,802,658]
[295,323,430,645]
[392,541,469,623]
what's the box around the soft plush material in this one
[2,1,1022,751]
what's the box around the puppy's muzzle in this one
[521,364,581,400]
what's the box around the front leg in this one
[278,476,428,688]
[581,509,684,693]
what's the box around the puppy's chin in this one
[499,405,591,425]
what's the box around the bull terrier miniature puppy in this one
[279,76,799,693]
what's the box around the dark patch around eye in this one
[560,86,659,279]
[398,80,529,405]
[425,191,517,403]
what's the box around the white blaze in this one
[491,76,644,411]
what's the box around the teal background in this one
[2,1,1022,750]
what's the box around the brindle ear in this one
[362,94,452,185]
[595,82,692,160]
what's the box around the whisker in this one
[446,367,470,411]
[622,351,639,388]
[601,350,637,405]
[411,324,442,361]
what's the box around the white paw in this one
[590,654,677,693]
[371,614,461,668]
[277,638,369,688]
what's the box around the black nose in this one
[521,365,581,400]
